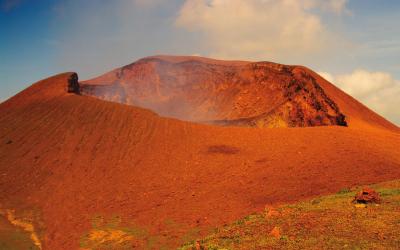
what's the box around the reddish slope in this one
[82,55,398,131]
[82,56,348,127]
[0,73,399,249]
[306,67,399,131]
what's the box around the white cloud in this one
[319,70,400,125]
[336,70,396,98]
[175,0,349,63]
[54,0,352,79]
[302,0,349,14]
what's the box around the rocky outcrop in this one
[353,187,381,204]
[67,73,80,94]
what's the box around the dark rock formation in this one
[67,73,80,94]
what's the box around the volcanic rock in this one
[353,187,381,204]
[67,73,80,94]
[270,226,281,239]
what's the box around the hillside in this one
[82,56,398,131]
[180,180,400,250]
[0,63,399,248]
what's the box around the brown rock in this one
[67,73,80,94]
[269,226,281,239]
[265,205,280,218]
[353,187,381,204]
[195,240,205,250]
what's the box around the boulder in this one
[353,187,381,204]
[67,73,80,94]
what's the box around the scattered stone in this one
[353,187,381,204]
[311,199,321,205]
[269,226,281,239]
[265,205,280,218]
[377,232,386,240]
[195,240,204,250]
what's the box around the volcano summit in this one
[81,56,349,128]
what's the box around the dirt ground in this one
[0,72,399,249]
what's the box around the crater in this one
[80,56,347,128]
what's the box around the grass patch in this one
[80,214,151,249]
[0,216,39,250]
[337,187,352,194]
[179,180,400,250]
[81,215,201,249]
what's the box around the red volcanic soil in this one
[0,57,399,249]
[82,56,349,128]
[81,56,398,131]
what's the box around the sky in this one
[0,0,399,124]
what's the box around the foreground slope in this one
[0,73,399,249]
[180,180,400,250]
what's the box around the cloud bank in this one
[55,0,350,77]
[176,0,349,63]
[319,70,400,125]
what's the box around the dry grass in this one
[180,180,400,250]
[0,209,41,250]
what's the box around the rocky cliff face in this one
[81,56,347,128]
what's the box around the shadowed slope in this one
[0,73,399,249]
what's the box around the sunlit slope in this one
[82,55,399,131]
[0,73,399,249]
[304,67,399,132]
[180,180,400,250]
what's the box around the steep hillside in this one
[81,56,398,131]
[81,56,348,128]
[0,72,399,249]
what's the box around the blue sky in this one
[1,0,399,124]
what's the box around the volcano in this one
[81,56,349,128]
[0,56,399,249]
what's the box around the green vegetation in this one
[80,215,202,249]
[80,214,149,249]
[180,180,400,250]
[0,207,44,250]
